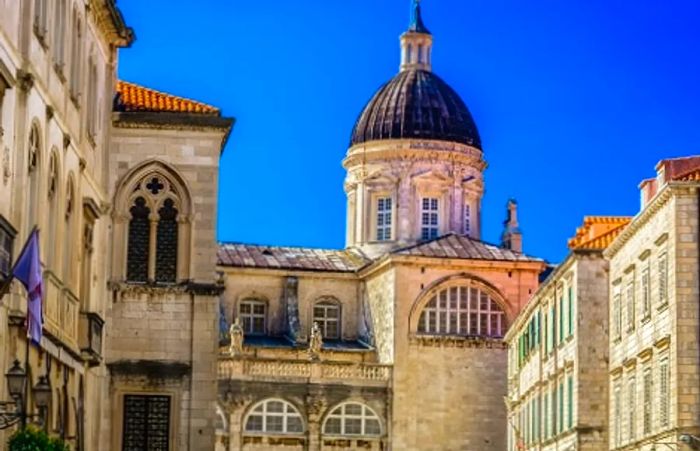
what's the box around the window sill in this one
[657,302,669,313]
[640,315,651,325]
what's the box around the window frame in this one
[322,402,382,438]
[312,299,341,340]
[239,299,267,336]
[420,196,440,241]
[374,195,393,242]
[416,281,507,338]
[244,399,305,436]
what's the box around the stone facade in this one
[604,160,700,450]
[505,249,611,451]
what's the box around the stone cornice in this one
[605,182,699,258]
[342,139,485,170]
[108,280,224,297]
[88,0,135,47]
[408,334,507,349]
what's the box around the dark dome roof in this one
[350,69,481,149]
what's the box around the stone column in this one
[306,393,327,451]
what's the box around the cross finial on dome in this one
[409,0,431,34]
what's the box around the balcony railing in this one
[43,271,79,351]
[218,357,391,386]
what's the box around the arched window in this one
[155,198,178,283]
[313,299,341,339]
[52,0,67,68]
[323,403,381,437]
[417,283,507,338]
[123,172,185,284]
[417,44,424,64]
[26,123,41,233]
[126,197,150,283]
[406,44,413,64]
[33,0,49,40]
[62,179,75,286]
[244,399,304,435]
[239,299,266,335]
[47,150,60,268]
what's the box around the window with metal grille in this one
[245,399,303,434]
[126,197,150,283]
[155,199,178,283]
[122,394,170,451]
[659,358,669,428]
[420,197,439,240]
[417,284,506,338]
[240,300,266,335]
[323,402,381,437]
[643,368,652,435]
[376,197,392,241]
[313,301,340,339]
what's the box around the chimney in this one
[501,199,522,253]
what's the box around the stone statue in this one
[308,322,323,361]
[229,317,244,357]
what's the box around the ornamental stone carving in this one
[229,318,244,357]
[308,322,322,361]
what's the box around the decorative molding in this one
[637,348,653,363]
[408,334,507,350]
[654,335,671,350]
[16,70,34,92]
[623,357,637,369]
[107,360,191,379]
[610,366,623,378]
[108,280,223,297]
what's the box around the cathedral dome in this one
[349,69,482,149]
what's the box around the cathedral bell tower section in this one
[344,0,485,257]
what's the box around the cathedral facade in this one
[0,1,546,450]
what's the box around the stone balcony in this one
[42,271,79,352]
[218,357,392,387]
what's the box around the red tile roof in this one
[115,80,220,115]
[392,233,543,262]
[218,244,371,272]
[567,216,631,250]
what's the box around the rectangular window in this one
[558,381,564,434]
[658,252,668,305]
[567,375,573,429]
[628,375,636,442]
[122,394,170,451]
[626,278,635,332]
[420,197,439,240]
[0,216,16,283]
[614,381,622,447]
[313,302,340,339]
[376,197,392,241]
[548,305,555,352]
[464,203,471,235]
[240,300,266,335]
[659,358,669,428]
[613,284,622,339]
[643,367,652,435]
[543,312,548,354]
[551,386,557,437]
[642,261,651,318]
[567,286,574,336]
[543,391,549,439]
[558,296,564,343]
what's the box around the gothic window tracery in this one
[124,172,185,284]
[417,282,507,338]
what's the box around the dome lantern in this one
[400,0,433,72]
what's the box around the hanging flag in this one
[11,229,43,345]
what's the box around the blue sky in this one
[117,0,700,263]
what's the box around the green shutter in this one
[567,376,574,429]
[568,287,574,336]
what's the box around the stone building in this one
[0,1,233,450]
[0,1,133,450]
[215,3,546,450]
[505,216,630,451]
[604,157,700,450]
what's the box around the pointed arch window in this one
[47,151,60,269]
[124,171,187,284]
[62,179,75,286]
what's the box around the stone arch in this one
[408,272,513,336]
[111,159,193,283]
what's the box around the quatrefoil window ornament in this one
[146,177,165,195]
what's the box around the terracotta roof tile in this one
[217,243,371,273]
[567,216,631,250]
[114,80,220,115]
[674,167,700,182]
[391,233,543,262]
